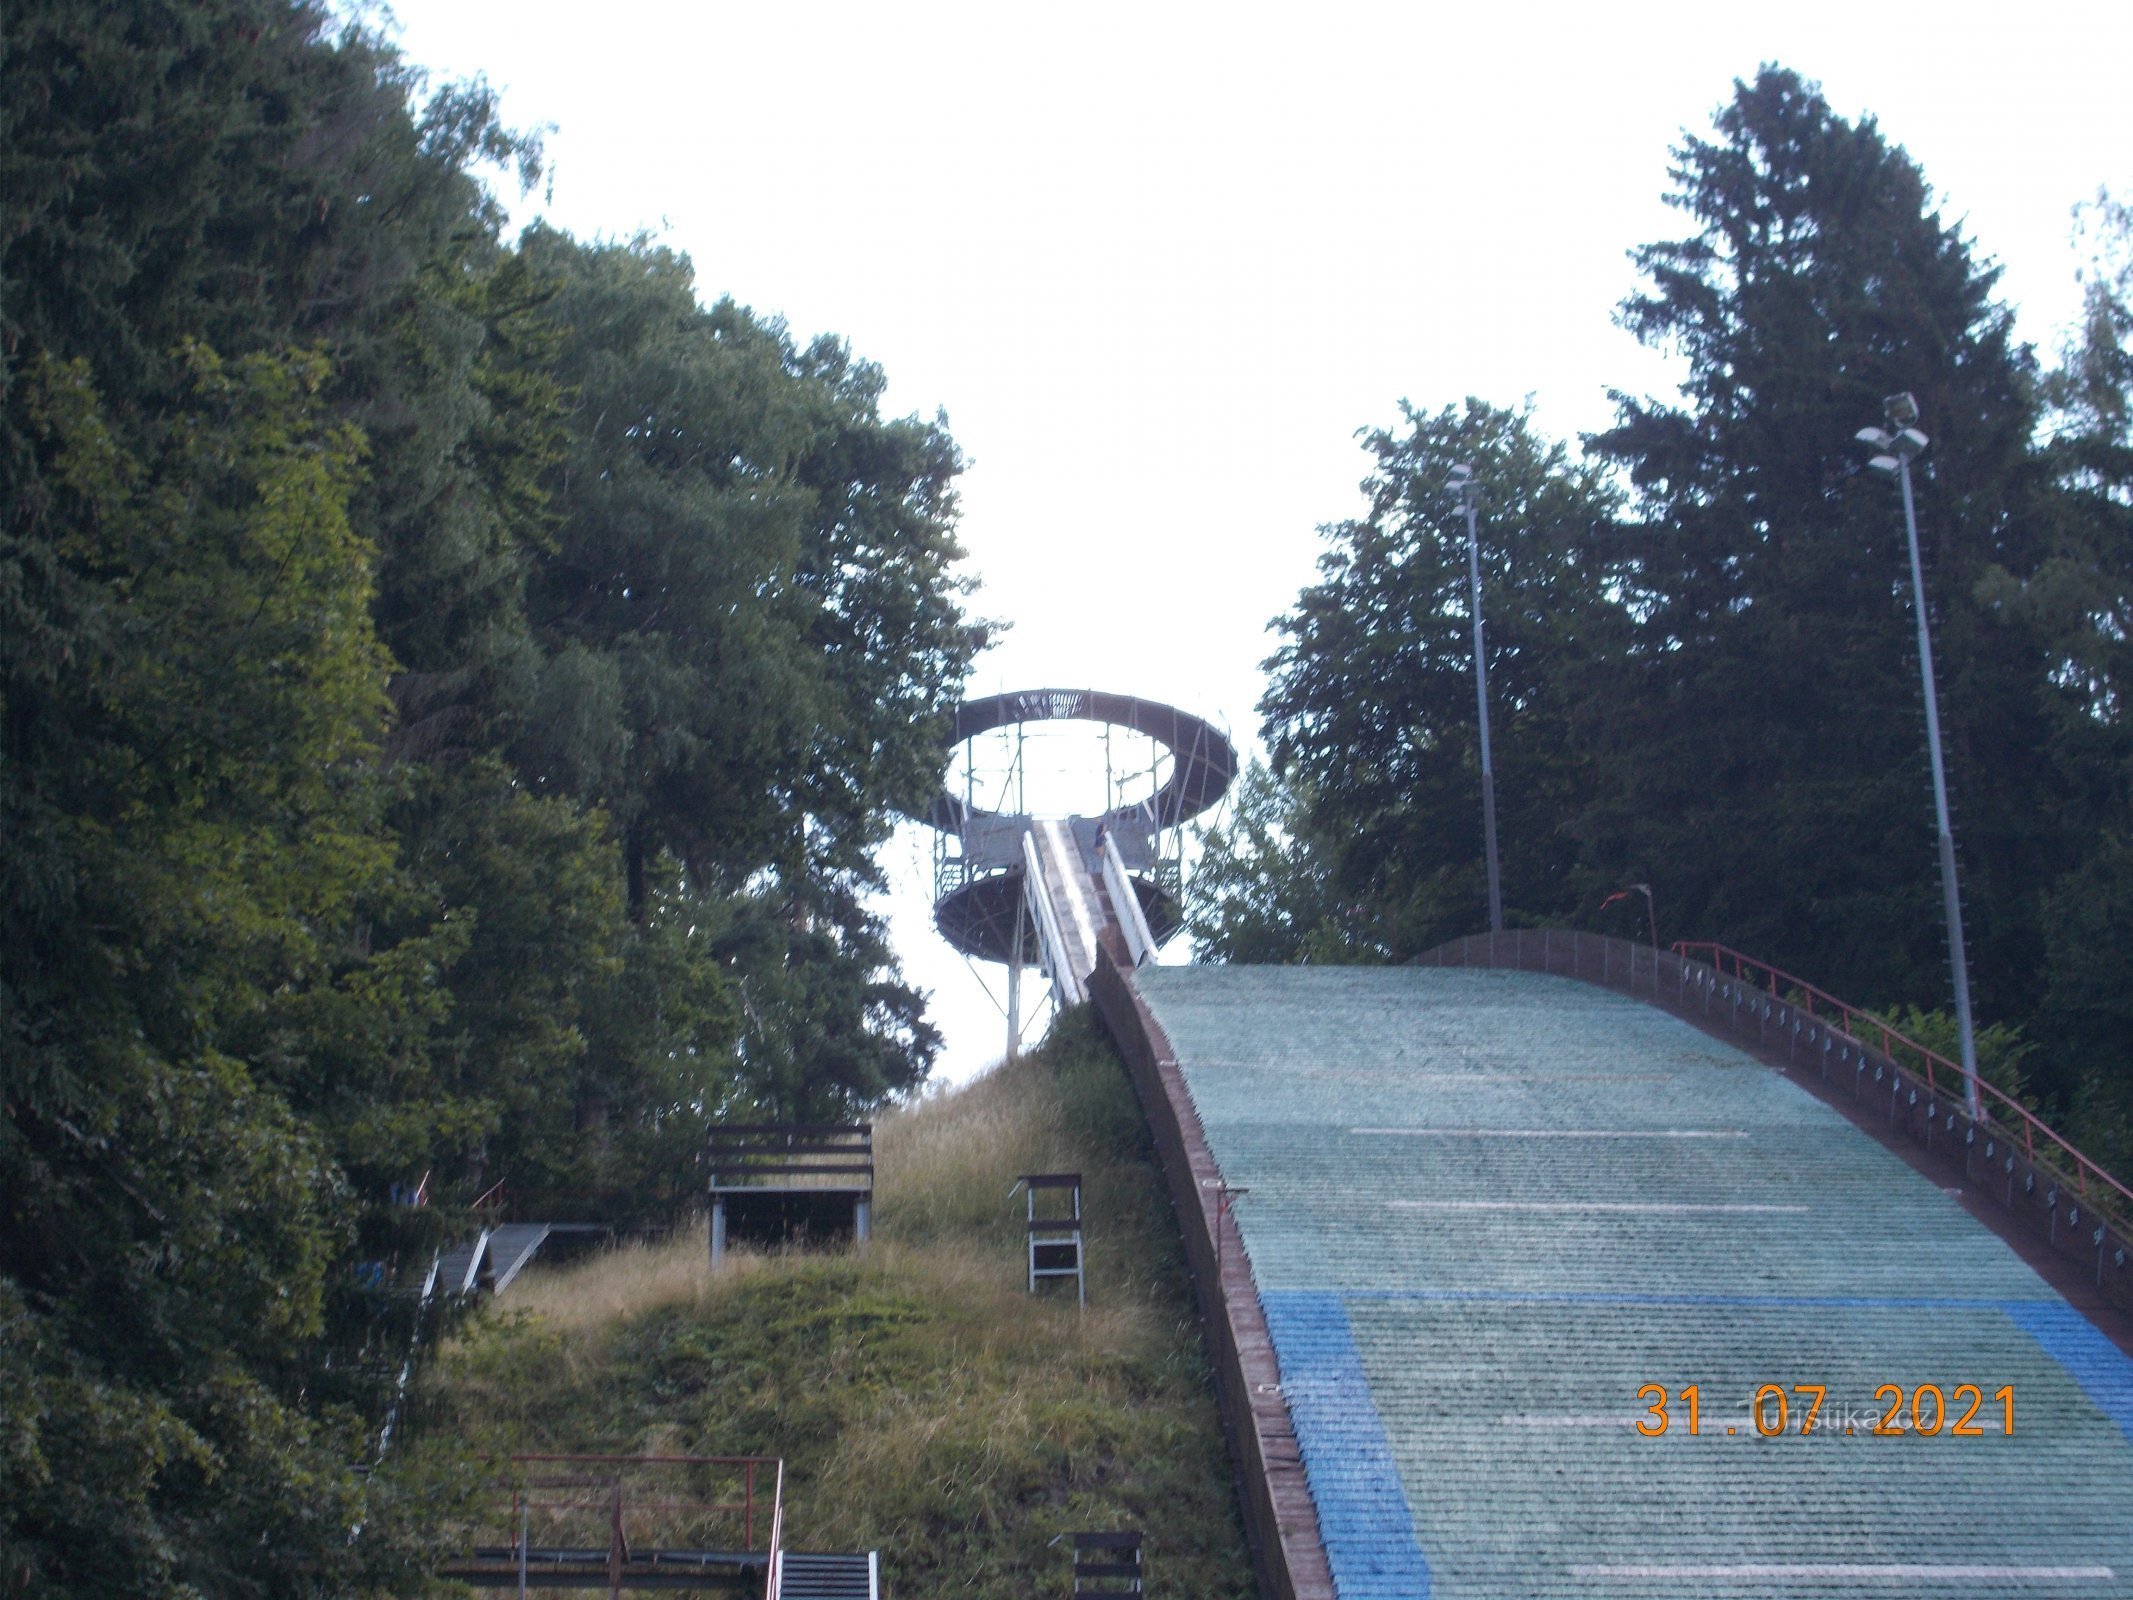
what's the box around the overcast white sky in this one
[374,0,2127,1086]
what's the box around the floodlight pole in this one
[1857,397,1982,1121]
[1448,464,1504,933]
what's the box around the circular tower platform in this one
[925,689,1237,964]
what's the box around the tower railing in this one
[1022,830,1085,1005]
[1098,835,1158,968]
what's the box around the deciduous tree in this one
[1259,399,1624,950]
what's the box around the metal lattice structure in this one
[923,690,1235,1055]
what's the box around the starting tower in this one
[925,689,1236,1056]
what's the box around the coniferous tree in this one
[2030,192,2133,1135]
[1582,65,2068,1021]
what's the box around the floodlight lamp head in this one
[1884,391,1921,428]
[1892,426,1929,458]
[1867,454,1901,478]
[1855,426,1892,449]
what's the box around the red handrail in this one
[501,1455,785,1550]
[1671,941,2133,1220]
[443,1452,786,1596]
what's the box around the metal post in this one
[1896,449,1982,1121]
[1861,401,1982,1121]
[1449,465,1504,933]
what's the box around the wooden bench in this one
[708,1124,873,1265]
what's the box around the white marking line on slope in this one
[1387,1200,1809,1214]
[1355,1127,1749,1139]
[1571,1566,2115,1584]
[1037,817,1099,973]
[1291,1070,1684,1083]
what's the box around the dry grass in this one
[488,1059,1068,1342]
[421,1008,1253,1598]
[875,1050,1073,1230]
[502,1219,719,1335]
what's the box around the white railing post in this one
[1098,837,1159,967]
[1021,831,1085,1006]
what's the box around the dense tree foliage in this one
[1225,68,2133,1169]
[1256,400,1624,956]
[1189,761,1372,964]
[503,228,973,1129]
[1,3,978,1592]
[2029,189,2133,1145]
[1583,67,2062,1022]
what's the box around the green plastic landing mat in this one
[1134,964,2133,1600]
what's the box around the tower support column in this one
[1007,901,1025,1062]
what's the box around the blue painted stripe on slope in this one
[2003,1301,2133,1448]
[1261,1291,1431,1600]
[1281,1286,2133,1450]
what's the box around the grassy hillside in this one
[423,1010,1256,1598]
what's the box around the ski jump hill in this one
[1094,946,2133,1600]
[927,690,2133,1600]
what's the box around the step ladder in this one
[1013,1173,1085,1307]
[1070,1531,1143,1597]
